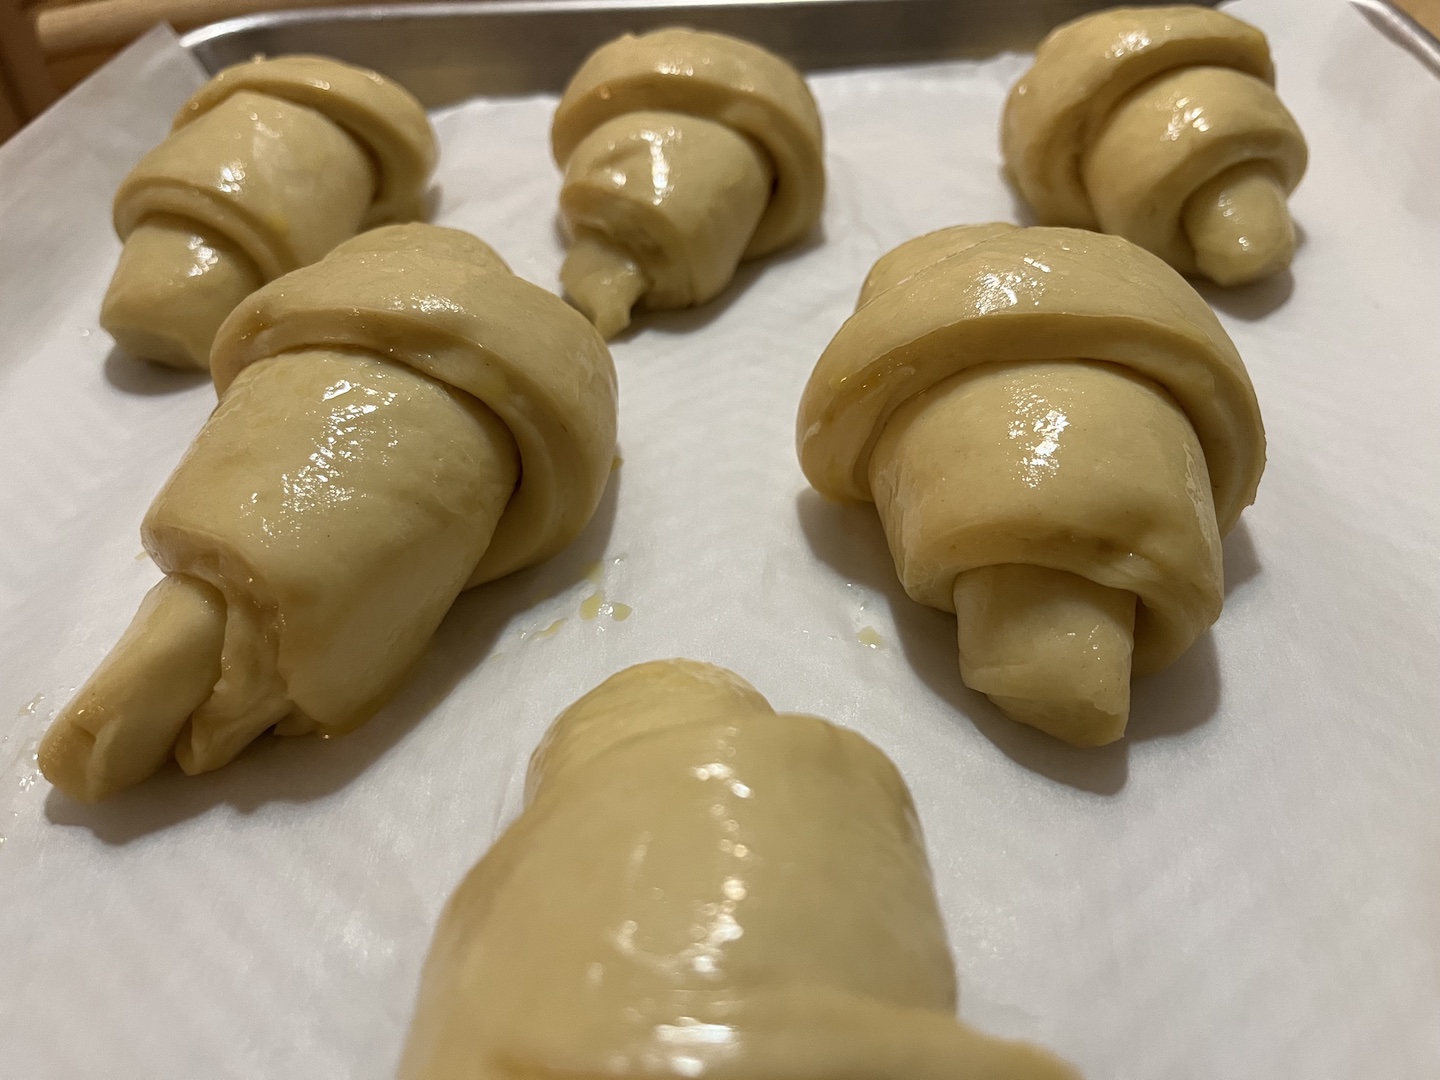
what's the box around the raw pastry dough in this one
[551,28,824,337]
[1002,6,1307,286]
[40,224,617,801]
[102,55,436,370]
[399,659,1080,1079]
[797,224,1265,745]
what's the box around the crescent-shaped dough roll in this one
[39,224,617,801]
[797,224,1264,745]
[399,659,1080,1079]
[102,55,436,370]
[551,28,824,338]
[1002,6,1307,286]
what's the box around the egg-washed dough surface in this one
[401,660,1077,1078]
[103,54,437,370]
[1,5,1438,1079]
[552,28,824,338]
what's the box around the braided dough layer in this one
[103,55,435,370]
[40,225,617,801]
[400,659,1078,1080]
[552,28,824,337]
[1002,6,1306,285]
[798,224,1263,744]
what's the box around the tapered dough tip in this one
[987,693,1128,748]
[37,720,103,803]
[38,574,226,802]
[101,216,264,371]
[1183,162,1297,287]
[955,564,1136,748]
[101,322,203,372]
[560,230,648,339]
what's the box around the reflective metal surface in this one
[179,0,1213,106]
[1351,0,1440,78]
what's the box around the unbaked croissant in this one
[102,55,436,370]
[399,659,1079,1079]
[551,28,825,338]
[40,224,617,801]
[797,224,1265,746]
[1003,5,1307,286]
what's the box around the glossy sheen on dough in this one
[102,55,436,370]
[797,224,1264,744]
[211,226,618,587]
[1002,6,1307,285]
[39,224,617,801]
[551,28,824,337]
[399,659,1081,1080]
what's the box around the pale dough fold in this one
[551,28,824,337]
[399,659,1080,1080]
[102,55,436,370]
[40,224,617,801]
[797,224,1265,745]
[1002,5,1307,286]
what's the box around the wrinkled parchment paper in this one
[1,3,1437,1076]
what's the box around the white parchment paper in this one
[2,3,1438,1076]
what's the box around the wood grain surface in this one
[1394,0,1440,34]
[0,0,56,138]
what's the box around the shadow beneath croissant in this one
[43,467,624,845]
[796,489,1222,796]
[999,174,1040,228]
[1195,268,1295,322]
[1195,222,1306,321]
[1223,519,1262,597]
[103,344,212,396]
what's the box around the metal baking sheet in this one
[180,0,1216,103]
[1351,0,1440,77]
